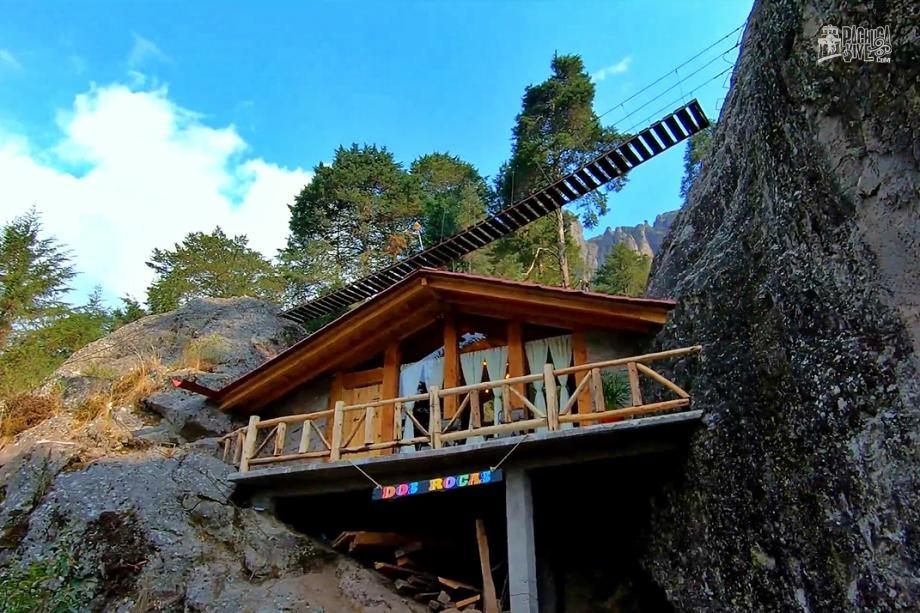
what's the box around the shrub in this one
[0,550,95,613]
[601,370,630,409]
[178,334,231,372]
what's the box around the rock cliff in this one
[644,0,919,610]
[585,211,678,274]
[0,298,423,611]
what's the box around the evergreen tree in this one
[0,288,115,399]
[680,124,715,201]
[494,54,626,287]
[283,145,423,301]
[591,242,651,297]
[410,153,493,273]
[0,208,75,345]
[146,227,284,313]
[111,296,147,328]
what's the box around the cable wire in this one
[597,22,745,120]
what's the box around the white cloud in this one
[127,33,169,68]
[0,83,311,304]
[592,56,632,82]
[0,49,22,71]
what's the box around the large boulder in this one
[643,0,919,610]
[0,298,424,611]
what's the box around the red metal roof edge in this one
[193,268,677,404]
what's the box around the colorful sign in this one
[372,469,503,501]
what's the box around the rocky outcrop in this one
[584,211,677,276]
[0,298,423,611]
[643,0,919,610]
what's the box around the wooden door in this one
[341,382,383,458]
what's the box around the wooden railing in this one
[221,345,701,473]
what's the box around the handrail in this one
[224,345,701,472]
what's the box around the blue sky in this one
[0,1,752,303]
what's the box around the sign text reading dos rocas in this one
[372,469,502,501]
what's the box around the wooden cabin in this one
[183,268,702,612]
[190,268,699,475]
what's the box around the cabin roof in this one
[202,268,677,413]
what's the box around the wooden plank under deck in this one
[229,410,703,497]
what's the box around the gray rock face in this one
[0,298,423,610]
[644,0,919,610]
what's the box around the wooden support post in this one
[330,400,345,461]
[273,422,287,456]
[572,330,591,414]
[544,363,559,430]
[234,431,244,465]
[393,401,403,441]
[221,438,230,462]
[475,519,499,613]
[627,362,643,406]
[443,317,460,417]
[298,420,311,453]
[380,343,401,447]
[591,368,605,413]
[469,391,481,429]
[506,320,525,409]
[326,373,344,441]
[364,406,376,446]
[239,415,260,473]
[429,385,442,449]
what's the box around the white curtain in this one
[422,357,444,390]
[460,350,486,443]
[524,338,549,414]
[547,335,573,430]
[398,361,425,454]
[483,346,509,426]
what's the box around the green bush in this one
[0,550,95,612]
[179,333,232,371]
[601,370,630,409]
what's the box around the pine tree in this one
[591,242,651,297]
[146,227,284,313]
[494,54,626,287]
[680,124,715,201]
[283,145,423,301]
[0,208,75,346]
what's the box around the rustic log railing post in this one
[239,415,260,473]
[627,362,643,406]
[429,385,442,449]
[273,422,287,456]
[591,368,605,413]
[393,401,403,442]
[330,400,345,460]
[544,363,559,431]
[469,391,481,429]
[298,420,311,453]
[234,431,244,465]
[364,405,376,446]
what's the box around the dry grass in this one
[0,394,61,439]
[177,334,231,372]
[73,353,165,428]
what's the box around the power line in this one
[605,41,740,129]
[597,22,745,120]
[623,65,733,135]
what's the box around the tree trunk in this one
[553,209,570,288]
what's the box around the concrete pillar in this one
[506,467,539,613]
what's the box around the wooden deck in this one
[221,346,702,485]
